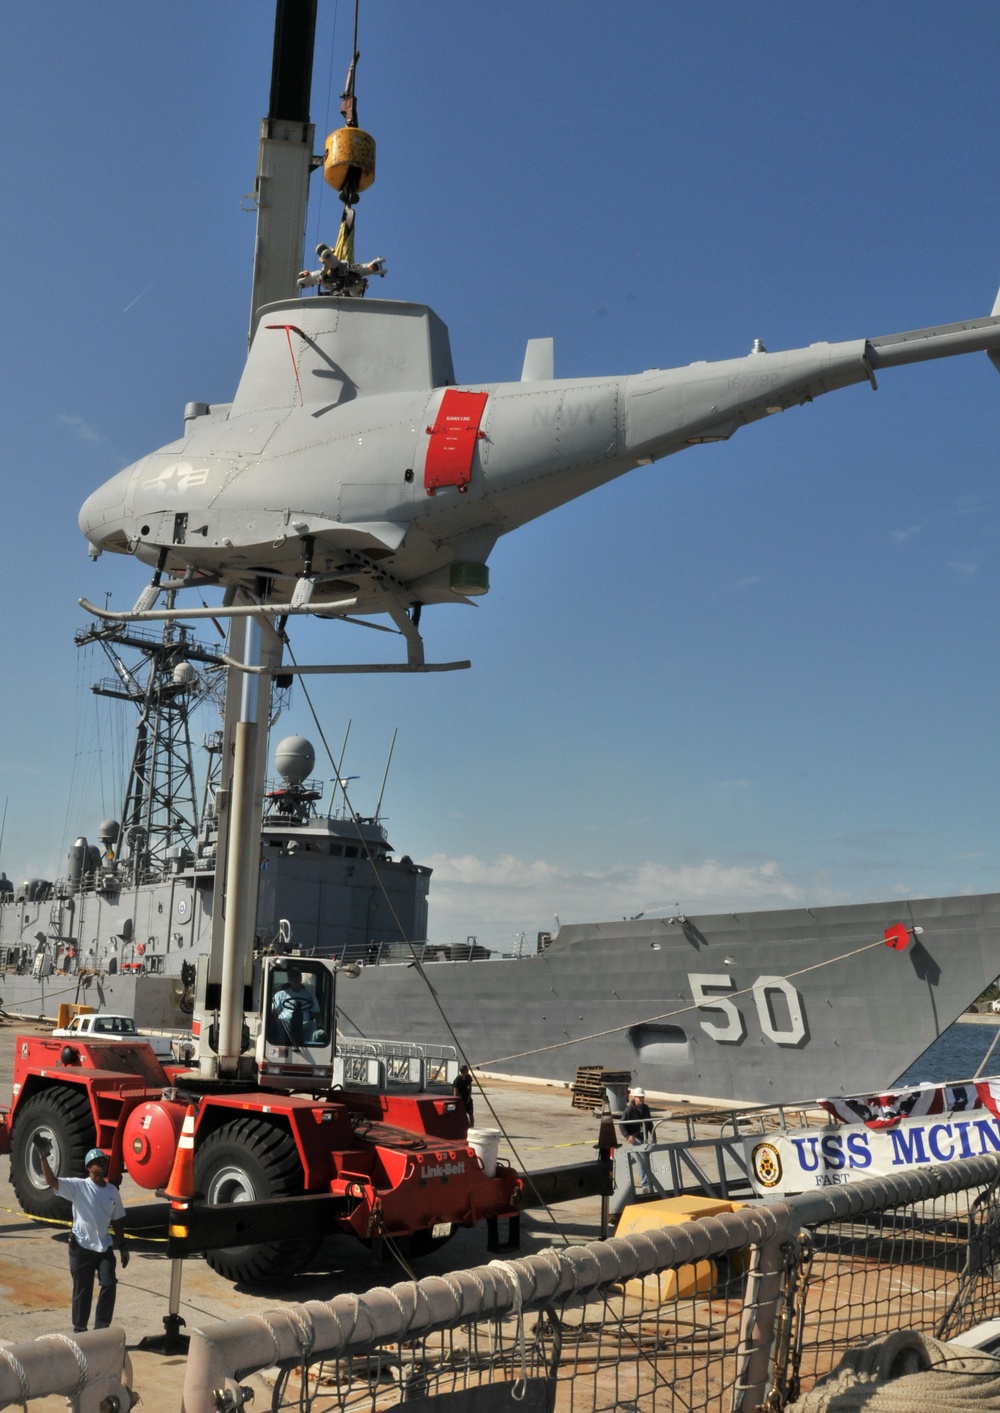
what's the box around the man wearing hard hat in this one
[35,1140,129,1333]
[621,1086,654,1194]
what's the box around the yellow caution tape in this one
[0,1203,166,1242]
[504,1140,598,1152]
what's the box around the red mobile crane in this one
[3,953,520,1282]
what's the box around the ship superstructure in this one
[0,621,430,1026]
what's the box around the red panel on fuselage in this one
[423,389,489,493]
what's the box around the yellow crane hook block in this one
[324,127,376,194]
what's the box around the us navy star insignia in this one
[142,462,209,493]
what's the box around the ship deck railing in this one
[333,939,496,966]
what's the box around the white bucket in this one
[467,1127,501,1177]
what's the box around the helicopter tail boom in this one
[867,312,1000,370]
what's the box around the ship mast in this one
[76,612,223,885]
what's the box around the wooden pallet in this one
[571,1066,632,1111]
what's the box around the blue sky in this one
[2,3,1000,951]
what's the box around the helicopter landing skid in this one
[77,596,470,673]
[79,594,358,624]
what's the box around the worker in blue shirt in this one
[36,1140,129,1333]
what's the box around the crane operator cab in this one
[257,956,336,1089]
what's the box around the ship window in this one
[345,846,359,858]
[330,845,343,856]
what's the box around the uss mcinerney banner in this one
[746,1108,1000,1197]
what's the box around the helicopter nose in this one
[78,466,135,551]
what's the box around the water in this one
[896,1018,1000,1087]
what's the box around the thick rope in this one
[0,1346,30,1410]
[489,1260,528,1399]
[49,1334,89,1402]
[332,206,355,265]
[794,1332,1000,1410]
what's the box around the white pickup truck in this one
[51,1013,178,1061]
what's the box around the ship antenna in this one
[373,727,397,823]
[331,718,352,818]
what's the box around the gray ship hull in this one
[335,894,1000,1105]
[4,866,997,1105]
[0,969,181,1029]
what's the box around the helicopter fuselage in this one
[79,293,1000,620]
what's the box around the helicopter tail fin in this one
[521,337,554,381]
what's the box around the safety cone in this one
[597,1099,619,1152]
[162,1105,197,1202]
[596,1099,618,1241]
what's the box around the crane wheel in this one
[194,1115,320,1283]
[11,1087,96,1220]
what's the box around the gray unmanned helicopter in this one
[79,284,1000,663]
[78,3,1000,669]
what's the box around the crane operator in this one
[271,967,322,1044]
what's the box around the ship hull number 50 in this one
[688,973,805,1045]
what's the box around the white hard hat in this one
[631,1087,645,1098]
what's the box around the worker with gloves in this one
[35,1139,129,1333]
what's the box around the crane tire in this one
[194,1115,320,1284]
[11,1086,96,1220]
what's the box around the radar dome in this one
[173,661,197,687]
[275,736,315,785]
[98,819,121,846]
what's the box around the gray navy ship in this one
[1,615,998,1105]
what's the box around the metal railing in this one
[181,1152,1000,1413]
[610,1103,860,1208]
[334,1037,459,1091]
